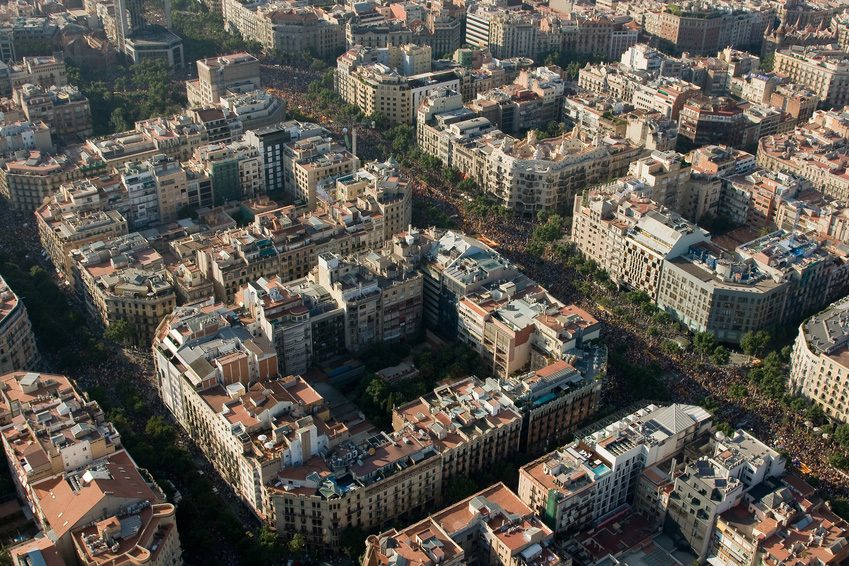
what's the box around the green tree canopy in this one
[693,331,718,356]
[447,475,479,503]
[711,345,731,365]
[740,330,771,357]
[104,319,134,345]
[288,533,306,553]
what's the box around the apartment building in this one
[84,115,209,172]
[458,285,601,377]
[238,276,314,377]
[235,246,413,369]
[117,155,195,228]
[479,131,644,218]
[730,71,780,104]
[410,228,521,336]
[467,68,565,134]
[466,3,636,60]
[244,121,324,196]
[0,149,88,212]
[315,251,423,351]
[625,109,679,151]
[0,277,40,375]
[657,231,849,343]
[665,457,745,560]
[520,403,713,531]
[362,515,465,566]
[168,346,336,518]
[416,89,501,166]
[465,3,537,59]
[70,232,176,343]
[191,140,265,205]
[218,89,287,132]
[267,427,442,551]
[335,159,412,239]
[259,8,344,59]
[367,482,565,566]
[720,169,810,230]
[345,20,413,50]
[282,134,359,210]
[152,302,271,428]
[8,55,67,90]
[741,104,782,147]
[0,371,183,566]
[13,83,92,139]
[154,298,446,550]
[665,429,784,560]
[188,107,242,144]
[0,120,53,154]
[0,371,120,498]
[518,445,597,533]
[178,202,385,304]
[678,95,746,147]
[631,78,702,121]
[644,6,772,55]
[773,195,849,243]
[790,297,849,422]
[186,52,260,107]
[336,59,459,125]
[563,94,628,141]
[501,359,603,456]
[578,62,644,102]
[628,150,694,214]
[774,47,849,109]
[35,179,129,279]
[392,376,522,482]
[691,144,756,177]
[711,475,849,566]
[572,189,710,297]
[757,119,849,202]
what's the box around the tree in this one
[652,311,672,325]
[288,533,306,553]
[447,475,479,503]
[367,110,388,128]
[365,377,391,410]
[258,525,284,561]
[693,331,718,356]
[104,319,134,345]
[660,340,680,355]
[831,453,849,470]
[145,416,176,447]
[740,330,771,357]
[109,108,130,133]
[835,424,849,449]
[805,403,827,426]
[728,383,747,400]
[457,177,478,193]
[626,290,653,306]
[711,345,731,365]
[340,527,367,559]
[760,51,775,71]
[716,421,735,437]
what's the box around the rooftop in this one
[804,296,849,356]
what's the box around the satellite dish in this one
[368,447,376,455]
